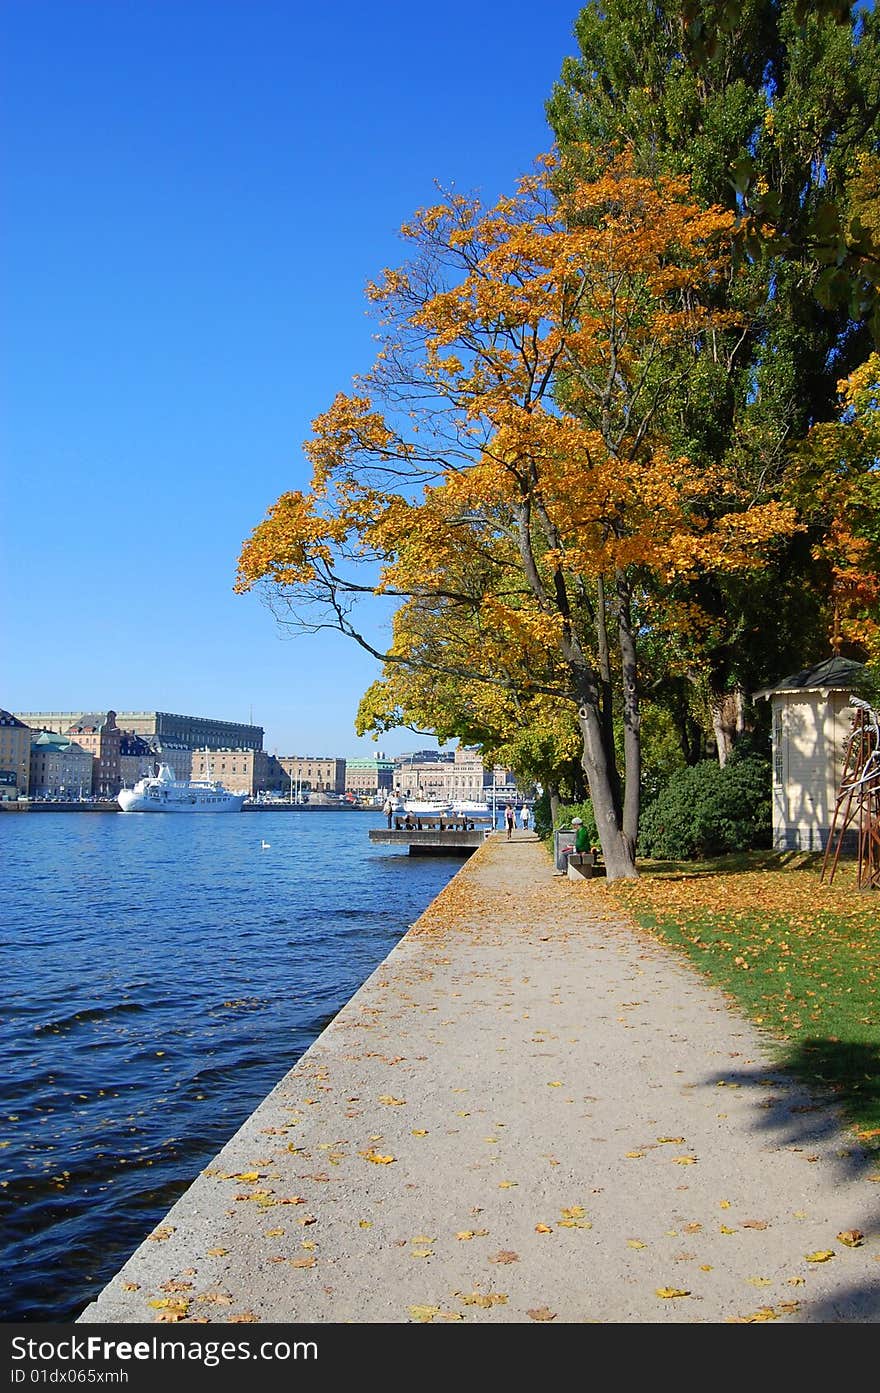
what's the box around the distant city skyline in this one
[2,0,580,757]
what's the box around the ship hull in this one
[117,789,246,813]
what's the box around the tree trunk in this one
[576,684,638,881]
[548,783,561,831]
[595,573,622,820]
[615,571,641,858]
[710,686,745,768]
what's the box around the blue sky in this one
[2,0,580,756]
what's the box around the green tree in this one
[548,0,880,760]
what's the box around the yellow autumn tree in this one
[788,353,880,665]
[237,148,795,880]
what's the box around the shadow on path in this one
[707,1037,880,1179]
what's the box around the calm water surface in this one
[0,810,464,1321]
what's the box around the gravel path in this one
[80,834,879,1324]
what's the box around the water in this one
[0,810,464,1322]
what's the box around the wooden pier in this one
[369,814,494,855]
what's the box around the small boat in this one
[118,763,246,813]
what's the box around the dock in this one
[369,814,493,854]
[79,832,880,1325]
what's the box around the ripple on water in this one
[0,810,461,1320]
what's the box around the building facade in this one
[393,745,521,803]
[756,656,863,852]
[148,739,192,782]
[119,733,158,789]
[278,756,346,795]
[190,748,271,797]
[345,756,394,797]
[30,732,93,798]
[14,710,264,753]
[66,711,122,797]
[117,711,264,752]
[0,711,32,800]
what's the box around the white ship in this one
[402,798,452,816]
[117,763,246,813]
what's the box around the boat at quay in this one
[117,762,246,813]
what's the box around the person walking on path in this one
[504,803,515,840]
[520,804,531,832]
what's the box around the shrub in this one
[637,755,771,860]
[532,790,553,838]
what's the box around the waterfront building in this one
[278,755,346,795]
[147,738,192,782]
[29,732,93,798]
[119,733,158,788]
[393,744,523,803]
[345,756,394,797]
[0,710,32,800]
[66,712,122,797]
[397,748,455,765]
[14,710,264,753]
[190,747,271,797]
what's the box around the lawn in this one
[601,852,880,1159]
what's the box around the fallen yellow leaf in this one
[656,1288,690,1299]
[627,1239,647,1250]
[408,1304,439,1323]
[837,1230,864,1248]
[728,1307,780,1323]
[527,1307,557,1321]
[805,1250,835,1263]
[378,1096,405,1106]
[360,1150,395,1165]
[673,1156,697,1166]
[456,1292,508,1308]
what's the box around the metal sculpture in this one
[821,696,880,889]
